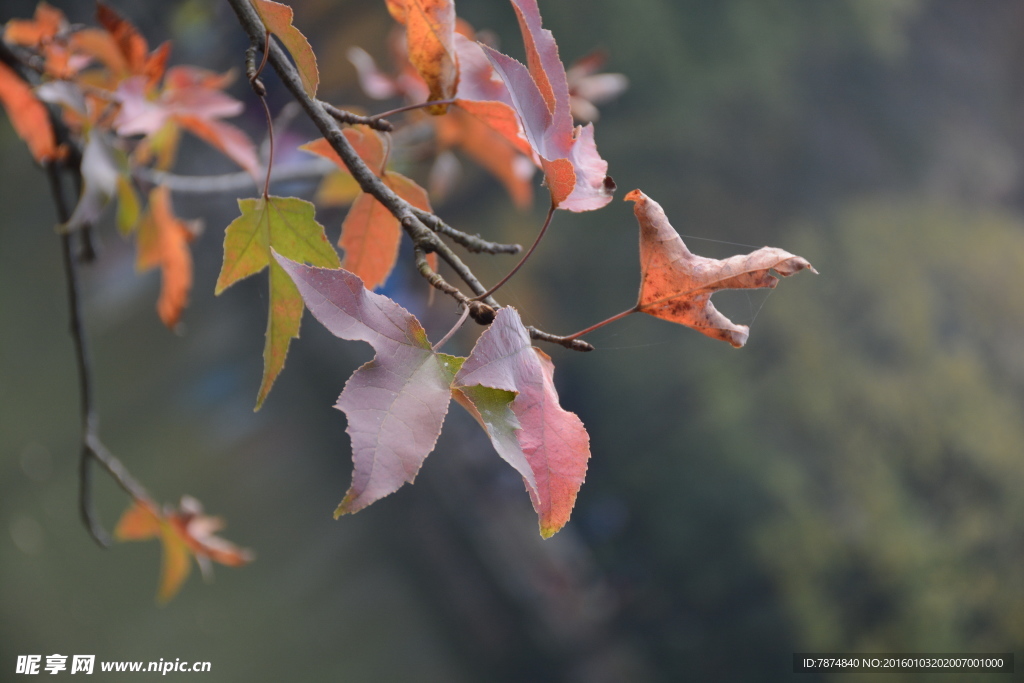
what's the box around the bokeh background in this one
[3,0,1024,680]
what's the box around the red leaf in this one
[273,253,464,515]
[479,0,614,211]
[0,62,57,163]
[627,189,817,347]
[455,307,590,537]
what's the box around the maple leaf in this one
[627,189,817,347]
[480,0,614,211]
[385,0,458,114]
[216,196,340,409]
[114,66,260,179]
[4,3,92,80]
[302,130,432,290]
[0,62,58,163]
[454,307,590,537]
[565,50,629,123]
[251,0,319,98]
[115,497,252,604]
[71,3,171,87]
[135,187,197,329]
[272,253,464,515]
[3,2,64,47]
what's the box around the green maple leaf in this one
[216,196,340,409]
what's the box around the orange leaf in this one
[136,187,196,328]
[385,0,457,113]
[340,172,431,290]
[627,189,817,347]
[4,2,65,47]
[251,0,319,98]
[114,499,162,541]
[0,62,57,163]
[115,497,252,604]
[96,2,150,77]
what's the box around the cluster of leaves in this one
[0,0,816,600]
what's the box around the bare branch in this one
[137,158,336,194]
[47,161,156,547]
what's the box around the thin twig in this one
[414,247,471,305]
[136,158,336,194]
[411,208,522,255]
[321,101,393,132]
[47,162,155,546]
[526,327,594,353]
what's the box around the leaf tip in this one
[539,522,561,539]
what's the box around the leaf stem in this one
[562,306,639,341]
[471,199,556,302]
[373,98,457,121]
[431,304,471,353]
[256,29,274,199]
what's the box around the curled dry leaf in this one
[628,189,817,347]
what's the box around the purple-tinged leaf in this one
[272,252,463,515]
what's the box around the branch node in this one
[468,302,496,326]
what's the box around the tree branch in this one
[137,158,336,194]
[223,0,585,350]
[47,161,156,547]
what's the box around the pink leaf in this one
[479,0,614,212]
[272,253,462,515]
[455,307,590,537]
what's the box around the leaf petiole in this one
[563,306,638,341]
[372,98,457,121]
[471,199,556,302]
